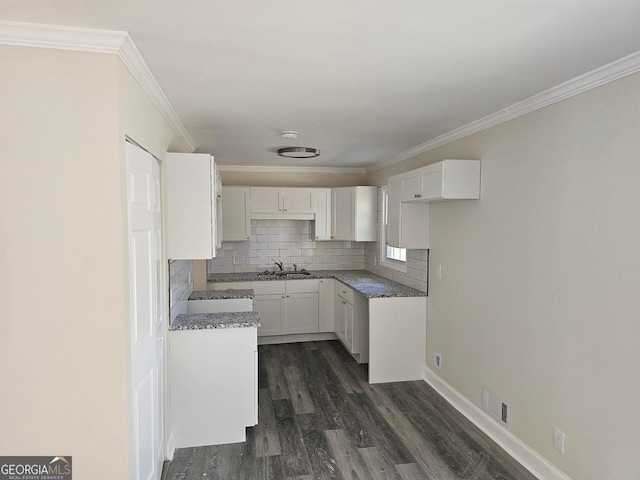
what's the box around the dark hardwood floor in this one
[162,340,537,480]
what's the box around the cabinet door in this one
[314,188,332,240]
[166,153,215,259]
[400,171,422,202]
[386,180,401,248]
[335,296,348,343]
[285,293,319,334]
[253,294,285,336]
[318,279,335,332]
[284,188,316,213]
[222,187,251,241]
[331,188,355,240]
[344,301,354,350]
[419,163,445,199]
[250,187,282,213]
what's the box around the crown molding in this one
[367,49,640,173]
[0,20,196,152]
[217,164,367,174]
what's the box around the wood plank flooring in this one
[162,340,537,480]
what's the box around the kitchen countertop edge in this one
[207,270,427,298]
[170,312,261,331]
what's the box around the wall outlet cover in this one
[434,353,442,369]
[553,427,565,453]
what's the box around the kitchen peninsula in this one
[208,270,427,384]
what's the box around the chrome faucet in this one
[273,260,284,271]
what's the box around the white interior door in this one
[126,141,164,480]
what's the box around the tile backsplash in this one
[169,259,193,324]
[207,219,367,274]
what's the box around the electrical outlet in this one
[434,353,442,369]
[437,264,442,279]
[553,428,565,453]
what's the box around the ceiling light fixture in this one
[281,130,298,139]
[277,147,320,158]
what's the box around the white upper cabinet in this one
[250,187,316,217]
[314,188,332,241]
[392,159,480,202]
[165,152,219,259]
[222,186,251,241]
[387,178,430,248]
[331,186,377,242]
[386,159,479,249]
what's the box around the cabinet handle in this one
[414,194,422,198]
[342,301,346,304]
[284,208,288,212]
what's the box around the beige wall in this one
[0,45,184,479]
[0,46,126,478]
[370,73,640,479]
[220,169,368,187]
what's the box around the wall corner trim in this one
[367,49,640,173]
[424,367,573,480]
[0,20,196,153]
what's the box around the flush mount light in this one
[277,147,320,158]
[281,130,298,139]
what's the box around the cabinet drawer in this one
[252,280,286,295]
[286,279,319,294]
[336,283,354,304]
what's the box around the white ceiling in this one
[3,1,640,169]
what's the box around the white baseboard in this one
[166,432,175,461]
[258,332,338,345]
[424,367,572,480]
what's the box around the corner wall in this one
[0,46,127,478]
[367,72,640,479]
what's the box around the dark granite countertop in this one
[207,270,426,299]
[169,312,261,331]
[189,289,254,300]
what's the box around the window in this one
[380,186,407,272]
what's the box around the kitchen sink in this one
[257,270,312,279]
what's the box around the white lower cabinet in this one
[253,294,285,336]
[286,293,319,334]
[318,279,335,332]
[170,326,257,447]
[253,279,319,336]
[335,284,369,363]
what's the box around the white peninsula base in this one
[368,296,427,384]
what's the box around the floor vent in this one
[481,385,510,429]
